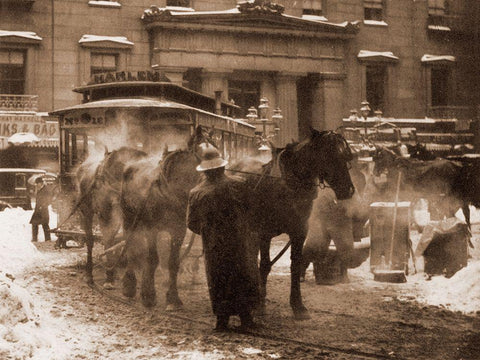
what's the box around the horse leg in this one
[99,207,122,289]
[122,229,137,299]
[290,234,310,320]
[166,227,185,311]
[140,231,159,308]
[82,212,95,285]
[257,236,272,315]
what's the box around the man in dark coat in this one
[30,177,52,242]
[301,155,369,284]
[187,147,260,331]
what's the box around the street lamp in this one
[245,98,282,151]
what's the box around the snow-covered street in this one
[1,206,480,359]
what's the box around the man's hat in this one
[196,147,228,172]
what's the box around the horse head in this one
[372,146,398,176]
[279,127,355,200]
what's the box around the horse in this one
[75,147,148,286]
[228,127,355,319]
[372,146,469,224]
[119,126,208,309]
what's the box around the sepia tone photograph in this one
[1,0,479,359]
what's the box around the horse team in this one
[74,126,355,322]
[74,124,476,324]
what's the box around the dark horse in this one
[76,147,148,286]
[382,144,480,229]
[119,128,207,308]
[229,128,355,319]
[372,146,471,225]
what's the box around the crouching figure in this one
[187,147,260,331]
[301,186,358,285]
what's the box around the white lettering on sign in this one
[0,118,59,138]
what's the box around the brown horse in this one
[372,146,467,221]
[119,127,208,309]
[373,146,480,229]
[229,128,355,319]
[75,147,148,286]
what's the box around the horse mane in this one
[161,149,194,181]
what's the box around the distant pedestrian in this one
[30,177,52,242]
[187,147,260,331]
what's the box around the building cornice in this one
[142,5,359,40]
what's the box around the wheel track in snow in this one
[89,281,398,360]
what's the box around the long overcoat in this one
[187,174,260,317]
[30,185,52,225]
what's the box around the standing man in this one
[187,147,260,332]
[30,177,52,242]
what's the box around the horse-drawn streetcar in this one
[49,70,257,244]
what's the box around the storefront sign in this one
[0,114,59,138]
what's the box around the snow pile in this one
[0,208,44,274]
[418,261,480,314]
[0,207,74,359]
[0,272,57,360]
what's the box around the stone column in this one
[275,73,300,147]
[314,73,346,131]
[201,69,232,101]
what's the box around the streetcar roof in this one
[49,97,255,129]
[0,168,46,174]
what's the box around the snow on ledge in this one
[363,19,388,27]
[0,30,42,41]
[88,0,121,8]
[79,34,133,46]
[421,54,456,63]
[301,14,328,22]
[428,25,451,31]
[357,50,399,60]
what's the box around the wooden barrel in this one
[369,201,410,272]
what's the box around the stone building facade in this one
[1,0,479,147]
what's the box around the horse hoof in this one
[293,309,311,320]
[165,303,183,312]
[142,296,157,308]
[103,282,115,290]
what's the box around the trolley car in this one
[49,70,257,241]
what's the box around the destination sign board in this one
[62,110,106,128]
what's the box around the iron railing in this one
[0,95,39,112]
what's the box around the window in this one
[428,0,449,16]
[366,64,387,113]
[166,0,190,6]
[90,53,117,76]
[0,50,25,94]
[431,67,450,106]
[364,0,384,21]
[302,0,323,17]
[228,80,260,118]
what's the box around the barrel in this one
[369,202,410,272]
